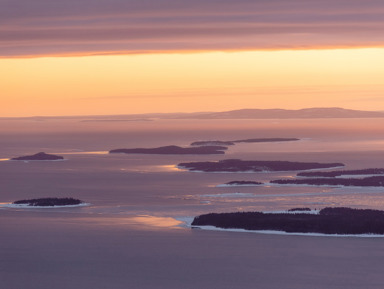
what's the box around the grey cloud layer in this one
[1,0,384,57]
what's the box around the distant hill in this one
[169,108,384,119]
[3,107,384,121]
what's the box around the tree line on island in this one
[218,168,384,188]
[13,197,83,206]
[178,159,344,172]
[192,207,384,235]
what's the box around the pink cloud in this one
[1,0,384,57]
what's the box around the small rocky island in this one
[11,152,64,161]
[270,176,384,187]
[192,207,384,235]
[178,159,344,172]
[191,138,299,146]
[219,181,264,186]
[191,141,235,146]
[13,197,83,207]
[233,138,300,143]
[297,168,384,178]
[109,145,227,155]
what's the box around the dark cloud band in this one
[1,0,384,57]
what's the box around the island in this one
[191,207,384,234]
[190,141,235,146]
[178,159,344,172]
[233,138,300,143]
[270,176,384,187]
[191,138,299,146]
[13,197,84,207]
[11,152,64,161]
[218,181,264,187]
[109,145,227,155]
[297,168,384,178]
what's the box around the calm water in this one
[2,117,384,215]
[2,118,384,289]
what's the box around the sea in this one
[1,117,384,289]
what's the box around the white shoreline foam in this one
[200,192,256,198]
[192,225,384,237]
[196,188,384,200]
[298,174,384,179]
[216,183,263,187]
[267,183,384,189]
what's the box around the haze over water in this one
[1,117,384,288]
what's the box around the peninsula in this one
[192,207,384,235]
[109,145,227,155]
[11,152,64,161]
[178,159,344,172]
[13,197,83,207]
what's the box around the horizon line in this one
[1,107,384,119]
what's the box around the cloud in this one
[1,0,384,57]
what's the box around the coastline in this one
[177,214,384,238]
[191,225,384,238]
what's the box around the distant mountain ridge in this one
[3,107,384,121]
[170,108,384,119]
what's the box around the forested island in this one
[191,138,299,146]
[270,176,384,187]
[219,181,264,186]
[109,145,227,155]
[178,159,344,172]
[11,152,64,161]
[192,207,384,234]
[13,197,83,207]
[297,168,384,178]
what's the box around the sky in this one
[1,0,384,117]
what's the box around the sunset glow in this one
[2,0,384,117]
[1,48,384,117]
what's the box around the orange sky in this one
[1,0,384,117]
[1,48,384,117]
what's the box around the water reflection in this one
[54,151,109,155]
[154,165,180,172]
[131,215,183,228]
